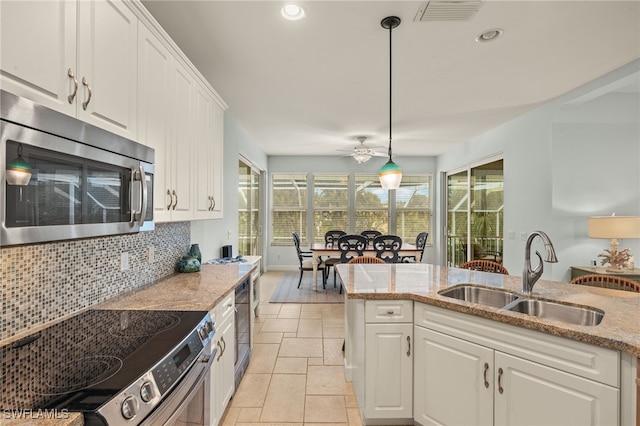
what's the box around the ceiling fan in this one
[338,136,387,164]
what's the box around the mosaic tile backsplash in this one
[0,222,191,342]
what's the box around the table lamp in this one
[588,214,640,271]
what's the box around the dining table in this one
[309,242,422,291]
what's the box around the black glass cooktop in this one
[0,309,208,412]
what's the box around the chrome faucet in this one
[522,231,558,294]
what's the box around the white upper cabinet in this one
[76,0,138,138]
[1,0,76,113]
[193,84,224,220]
[1,0,138,139]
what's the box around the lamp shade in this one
[378,160,402,190]
[588,216,640,239]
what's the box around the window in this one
[271,172,433,247]
[447,159,504,266]
[313,174,349,243]
[238,159,261,256]
[355,175,388,234]
[271,173,307,245]
[395,175,432,244]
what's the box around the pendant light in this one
[378,16,402,190]
[6,144,32,186]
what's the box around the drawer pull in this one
[387,310,394,315]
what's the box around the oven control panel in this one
[96,314,215,424]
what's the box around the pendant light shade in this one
[6,144,32,186]
[378,16,402,190]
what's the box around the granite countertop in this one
[97,262,256,311]
[336,263,640,357]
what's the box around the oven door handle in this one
[140,348,216,426]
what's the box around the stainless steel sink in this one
[506,299,604,326]
[438,285,519,308]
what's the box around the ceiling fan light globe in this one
[353,153,372,163]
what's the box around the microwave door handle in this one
[130,168,137,225]
[138,165,148,225]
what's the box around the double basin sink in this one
[438,284,604,326]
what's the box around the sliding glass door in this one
[238,159,262,256]
[447,159,504,266]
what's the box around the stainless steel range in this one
[0,309,215,425]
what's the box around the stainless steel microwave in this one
[1,91,154,246]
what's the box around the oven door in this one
[139,347,216,426]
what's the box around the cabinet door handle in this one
[211,197,216,210]
[172,190,178,210]
[498,367,504,394]
[220,335,226,354]
[406,336,411,357]
[81,77,92,110]
[166,189,173,210]
[483,362,489,388]
[216,340,223,361]
[67,68,78,103]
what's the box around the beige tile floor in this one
[220,271,362,426]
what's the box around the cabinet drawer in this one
[212,293,235,325]
[365,300,413,323]
[415,302,619,387]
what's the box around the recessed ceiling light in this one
[281,4,306,21]
[476,28,503,42]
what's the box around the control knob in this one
[140,381,155,403]
[121,395,138,420]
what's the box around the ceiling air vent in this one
[414,0,482,21]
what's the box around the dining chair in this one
[373,234,403,263]
[570,274,640,293]
[293,232,325,288]
[402,232,428,263]
[324,230,347,287]
[360,230,382,245]
[459,259,509,275]
[337,234,367,263]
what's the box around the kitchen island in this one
[336,262,639,426]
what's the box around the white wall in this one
[190,113,267,262]
[436,59,640,282]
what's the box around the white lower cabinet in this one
[348,300,413,425]
[413,326,493,425]
[413,302,620,426]
[494,352,618,425]
[207,292,235,425]
[364,323,413,420]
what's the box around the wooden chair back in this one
[459,259,509,275]
[570,274,640,293]
[348,256,386,264]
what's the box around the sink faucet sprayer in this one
[522,231,558,294]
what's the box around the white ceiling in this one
[142,0,640,157]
